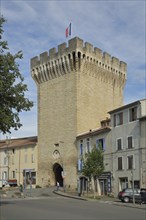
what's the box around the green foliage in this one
[82,145,104,179]
[35,185,42,188]
[0,16,33,134]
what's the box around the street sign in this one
[23,169,35,172]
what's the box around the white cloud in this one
[1,1,37,23]
[1,0,145,139]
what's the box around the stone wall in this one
[31,37,127,188]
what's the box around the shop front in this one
[99,172,112,195]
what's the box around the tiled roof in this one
[76,126,111,139]
[0,136,37,149]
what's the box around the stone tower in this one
[31,37,127,188]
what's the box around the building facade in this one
[109,99,146,195]
[31,37,127,188]
[76,99,146,196]
[76,118,112,195]
[0,136,38,188]
[139,115,146,188]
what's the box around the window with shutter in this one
[129,107,137,122]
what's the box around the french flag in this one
[66,23,71,38]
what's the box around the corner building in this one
[31,37,127,189]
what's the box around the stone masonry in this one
[31,37,127,189]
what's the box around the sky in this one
[0,0,146,140]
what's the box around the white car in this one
[0,180,10,188]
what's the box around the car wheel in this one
[123,197,130,203]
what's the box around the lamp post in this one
[131,156,135,204]
[6,136,10,180]
[131,169,135,204]
[59,141,66,192]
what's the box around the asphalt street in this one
[0,196,146,220]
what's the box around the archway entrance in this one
[53,163,63,187]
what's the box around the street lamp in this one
[59,141,66,192]
[6,136,10,180]
[130,155,135,204]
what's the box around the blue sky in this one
[0,0,146,139]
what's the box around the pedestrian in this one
[56,181,60,191]
[19,183,23,193]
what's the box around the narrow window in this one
[86,138,90,153]
[80,140,83,155]
[114,114,116,127]
[72,52,76,69]
[127,136,133,149]
[117,112,123,125]
[117,138,122,150]
[118,157,123,170]
[3,171,7,180]
[127,155,133,169]
[96,138,105,151]
[12,171,15,178]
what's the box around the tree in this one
[82,145,104,197]
[0,16,33,134]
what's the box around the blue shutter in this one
[96,139,98,149]
[80,160,83,171]
[78,159,81,171]
[80,143,83,155]
[78,159,83,171]
[103,138,105,151]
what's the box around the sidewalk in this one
[0,186,56,199]
[54,189,146,210]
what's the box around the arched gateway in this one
[53,163,63,187]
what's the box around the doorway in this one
[53,163,63,187]
[119,177,128,191]
[99,179,108,195]
[80,176,88,193]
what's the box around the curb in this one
[53,191,146,209]
[112,201,146,210]
[53,190,87,201]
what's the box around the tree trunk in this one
[91,177,96,198]
[97,178,101,196]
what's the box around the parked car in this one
[118,188,140,203]
[129,188,146,204]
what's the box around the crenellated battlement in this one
[31,37,127,85]
[33,37,127,188]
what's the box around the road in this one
[0,196,145,220]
